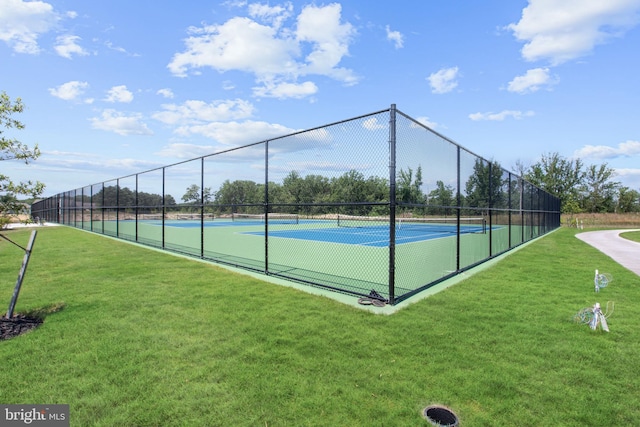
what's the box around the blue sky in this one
[2,0,640,198]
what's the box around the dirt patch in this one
[0,315,43,341]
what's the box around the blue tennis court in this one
[146,217,488,247]
[244,226,483,247]
[238,216,487,247]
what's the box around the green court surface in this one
[82,218,532,303]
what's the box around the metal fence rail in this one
[31,105,561,305]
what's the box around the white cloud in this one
[48,80,90,101]
[386,25,404,49]
[414,116,438,129]
[0,0,59,54]
[155,143,218,159]
[293,127,331,142]
[167,3,357,98]
[90,109,153,136]
[507,67,558,93]
[54,34,88,59]
[247,2,293,28]
[614,168,640,177]
[469,110,535,121]
[427,67,459,94]
[508,0,640,65]
[174,120,294,146]
[252,80,318,99]
[151,98,312,150]
[296,4,357,81]
[362,117,386,130]
[612,168,640,190]
[574,140,640,159]
[152,99,255,125]
[104,85,134,103]
[104,41,139,56]
[168,17,296,77]
[38,150,158,173]
[156,88,174,99]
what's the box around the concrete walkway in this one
[576,229,640,276]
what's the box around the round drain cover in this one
[423,405,459,426]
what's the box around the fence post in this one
[388,104,396,305]
[90,185,93,232]
[456,146,461,272]
[116,179,120,237]
[100,183,105,234]
[200,157,205,258]
[264,140,269,275]
[508,173,512,248]
[162,167,166,249]
[488,162,493,257]
[135,174,139,242]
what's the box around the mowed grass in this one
[1,226,640,426]
[621,230,640,243]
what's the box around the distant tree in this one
[266,181,286,206]
[617,187,640,213]
[464,159,505,209]
[213,180,263,213]
[364,175,390,204]
[138,191,175,207]
[182,184,199,205]
[397,166,426,205]
[282,171,304,204]
[525,152,583,214]
[329,170,369,205]
[92,186,173,208]
[281,171,333,215]
[1,91,44,227]
[301,174,333,205]
[580,163,620,213]
[329,170,388,215]
[181,184,212,205]
[512,159,530,178]
[427,180,455,215]
[115,186,136,207]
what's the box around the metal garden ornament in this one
[574,301,613,332]
[573,270,615,332]
[594,269,612,292]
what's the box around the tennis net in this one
[337,214,486,234]
[232,213,299,224]
[174,213,215,221]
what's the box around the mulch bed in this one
[0,315,43,341]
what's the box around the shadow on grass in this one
[1,302,65,341]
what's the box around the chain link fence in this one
[31,105,560,305]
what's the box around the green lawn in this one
[1,226,639,426]
[620,230,640,243]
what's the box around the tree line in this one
[175,162,545,217]
[77,152,639,217]
[522,152,640,214]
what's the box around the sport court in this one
[239,216,487,247]
[113,213,502,302]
